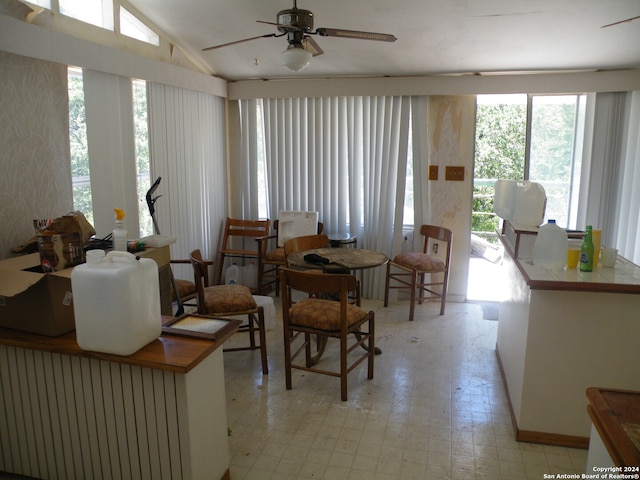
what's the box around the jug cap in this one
[86,249,106,265]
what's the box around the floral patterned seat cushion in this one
[171,278,196,301]
[265,247,285,263]
[393,252,445,272]
[289,298,369,331]
[202,284,257,314]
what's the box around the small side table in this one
[328,233,358,248]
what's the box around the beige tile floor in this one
[223,298,588,480]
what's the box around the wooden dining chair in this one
[215,217,270,293]
[383,225,452,321]
[191,249,268,374]
[257,220,324,296]
[169,259,198,305]
[279,267,375,401]
[283,234,330,266]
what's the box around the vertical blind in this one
[239,96,430,299]
[148,83,228,280]
[613,91,640,262]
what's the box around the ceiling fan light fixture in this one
[281,44,312,71]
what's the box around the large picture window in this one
[473,93,587,243]
[68,68,152,236]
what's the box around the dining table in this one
[286,247,389,362]
[286,247,389,272]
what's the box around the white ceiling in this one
[126,0,640,81]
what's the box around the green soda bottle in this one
[579,225,594,272]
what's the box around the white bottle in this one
[112,219,128,252]
[532,219,568,269]
[225,263,240,285]
[112,208,128,252]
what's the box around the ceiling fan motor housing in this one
[277,8,314,32]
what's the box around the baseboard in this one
[495,347,589,450]
[516,429,589,449]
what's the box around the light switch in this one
[445,166,465,181]
[428,165,439,180]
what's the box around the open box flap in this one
[0,268,46,297]
[0,252,73,297]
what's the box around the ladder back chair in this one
[215,217,270,294]
[383,225,452,321]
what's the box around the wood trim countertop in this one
[499,235,640,295]
[0,315,240,374]
[587,387,640,467]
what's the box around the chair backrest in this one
[279,267,358,309]
[283,234,330,264]
[190,249,209,310]
[220,217,271,256]
[273,219,324,236]
[277,210,320,246]
[420,225,453,266]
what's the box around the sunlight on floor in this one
[467,254,508,303]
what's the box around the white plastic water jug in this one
[71,250,161,355]
[532,219,568,269]
[513,181,547,226]
[225,263,240,285]
[493,179,517,220]
[243,262,257,290]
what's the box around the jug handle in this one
[106,250,140,264]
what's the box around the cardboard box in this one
[0,253,74,336]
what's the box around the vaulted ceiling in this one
[126,0,640,81]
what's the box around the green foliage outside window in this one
[68,71,93,225]
[473,102,526,242]
[69,72,152,236]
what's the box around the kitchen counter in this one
[586,387,640,470]
[496,233,640,448]
[0,315,237,373]
[0,316,240,480]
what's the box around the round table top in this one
[287,247,388,271]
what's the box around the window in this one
[473,94,527,241]
[255,102,268,220]
[528,95,586,228]
[120,7,160,46]
[473,93,586,242]
[25,0,50,7]
[132,79,153,236]
[68,67,93,225]
[59,0,114,30]
[403,115,414,227]
[68,68,152,236]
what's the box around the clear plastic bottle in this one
[112,208,128,252]
[532,219,568,269]
[225,263,240,285]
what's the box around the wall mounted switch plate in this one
[445,166,465,181]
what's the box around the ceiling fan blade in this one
[256,20,280,27]
[316,28,397,42]
[601,14,640,28]
[202,33,277,52]
[303,36,324,56]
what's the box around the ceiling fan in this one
[202,0,397,72]
[601,14,640,28]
